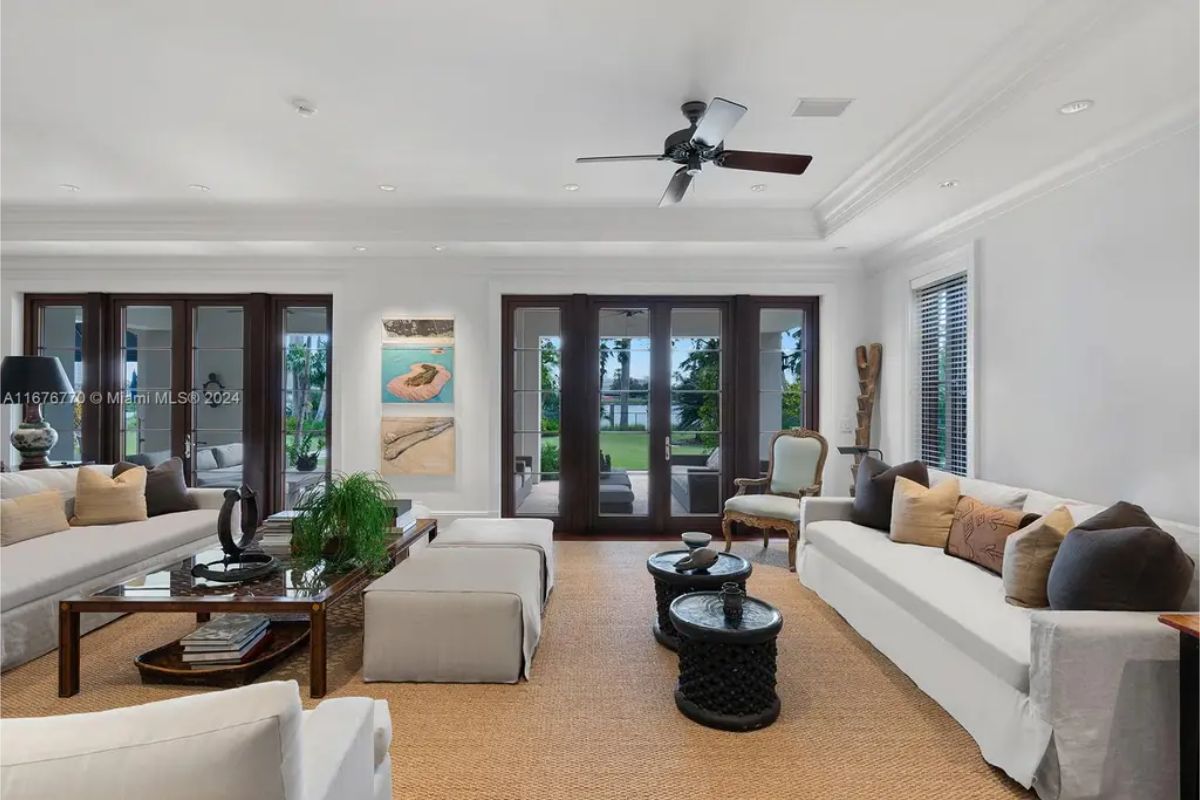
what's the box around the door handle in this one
[664,435,671,462]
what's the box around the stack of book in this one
[257,510,299,548]
[388,499,416,533]
[180,615,270,667]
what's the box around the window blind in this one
[916,273,968,475]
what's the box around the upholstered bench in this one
[428,518,555,608]
[363,547,543,684]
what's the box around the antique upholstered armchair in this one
[721,428,828,571]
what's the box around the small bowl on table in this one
[681,531,712,551]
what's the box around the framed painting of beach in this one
[381,416,455,475]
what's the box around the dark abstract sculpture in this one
[674,547,719,573]
[191,486,278,583]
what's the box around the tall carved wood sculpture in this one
[852,343,883,489]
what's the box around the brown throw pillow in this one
[114,457,195,517]
[944,496,1038,574]
[0,490,71,546]
[1048,501,1196,611]
[70,466,148,526]
[889,476,959,547]
[1003,506,1074,608]
[850,456,930,530]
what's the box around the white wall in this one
[1,258,869,517]
[865,126,1199,524]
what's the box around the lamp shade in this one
[0,356,75,404]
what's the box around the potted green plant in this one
[288,430,320,472]
[290,472,395,573]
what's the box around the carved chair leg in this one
[762,525,770,549]
[788,526,798,572]
[721,516,733,552]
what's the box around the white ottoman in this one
[429,518,555,608]
[363,547,543,684]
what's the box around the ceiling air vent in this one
[792,98,854,118]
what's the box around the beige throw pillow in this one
[889,476,959,547]
[1003,505,1076,608]
[70,466,148,526]
[1,490,71,546]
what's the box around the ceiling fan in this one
[575,97,813,207]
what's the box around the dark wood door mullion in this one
[649,301,672,532]
[172,301,191,483]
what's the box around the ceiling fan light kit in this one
[576,97,814,207]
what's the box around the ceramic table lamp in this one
[0,355,75,470]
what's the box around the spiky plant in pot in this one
[290,472,395,574]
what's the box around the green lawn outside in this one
[599,431,708,471]
[537,432,709,472]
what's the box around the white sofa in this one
[0,680,393,800]
[0,466,233,670]
[797,471,1198,800]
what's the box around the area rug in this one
[0,539,1029,799]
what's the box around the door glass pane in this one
[670,308,722,517]
[283,307,330,509]
[120,305,173,464]
[759,308,807,457]
[513,307,561,516]
[193,306,243,488]
[598,307,649,516]
[36,306,83,462]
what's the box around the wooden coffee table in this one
[58,519,436,699]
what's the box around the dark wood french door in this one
[587,297,733,536]
[502,294,818,536]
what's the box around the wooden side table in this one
[1159,613,1198,800]
[646,550,752,651]
[669,591,783,732]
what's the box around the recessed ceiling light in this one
[291,97,318,117]
[353,245,368,252]
[750,183,767,192]
[563,183,580,192]
[378,184,397,192]
[58,184,80,192]
[431,244,446,253]
[939,180,959,189]
[188,184,210,192]
[833,246,849,252]
[1059,99,1094,115]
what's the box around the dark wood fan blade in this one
[716,150,813,174]
[691,97,747,149]
[659,167,693,207]
[575,155,665,163]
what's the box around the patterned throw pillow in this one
[944,496,1038,574]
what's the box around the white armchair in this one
[722,428,828,571]
[0,681,393,800]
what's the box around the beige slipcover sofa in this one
[798,469,1198,800]
[0,680,392,800]
[0,466,232,670]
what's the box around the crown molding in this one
[863,101,1199,273]
[0,204,821,245]
[814,0,1132,237]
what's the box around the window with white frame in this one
[914,272,969,475]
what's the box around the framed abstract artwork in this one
[381,317,454,404]
[381,417,455,476]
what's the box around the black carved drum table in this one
[668,591,783,732]
[646,549,752,651]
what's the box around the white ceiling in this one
[1,0,1196,258]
